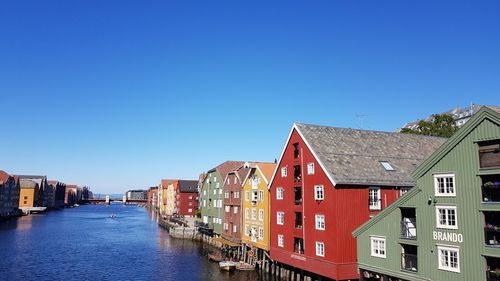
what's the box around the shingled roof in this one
[295,123,447,187]
[178,180,199,192]
[208,161,246,180]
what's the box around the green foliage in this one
[196,208,201,218]
[401,113,458,138]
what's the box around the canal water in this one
[0,204,274,281]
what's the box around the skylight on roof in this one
[380,161,395,171]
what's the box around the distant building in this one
[65,184,79,206]
[126,190,147,200]
[19,179,40,208]
[400,104,500,131]
[17,175,48,207]
[147,187,158,209]
[0,170,21,217]
[175,180,199,217]
[48,181,66,208]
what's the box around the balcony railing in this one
[485,225,500,247]
[401,253,418,272]
[401,218,417,239]
[487,270,500,281]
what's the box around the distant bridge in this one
[82,198,147,205]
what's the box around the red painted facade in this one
[222,170,245,242]
[175,188,198,217]
[269,128,401,280]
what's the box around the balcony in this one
[294,165,302,183]
[482,174,500,203]
[485,211,500,247]
[294,187,302,205]
[486,256,500,281]
[293,143,299,159]
[294,237,304,254]
[401,244,418,273]
[295,212,302,229]
[401,208,417,240]
[479,140,500,169]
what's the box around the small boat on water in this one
[110,214,117,218]
[219,261,236,271]
[208,253,223,262]
[235,262,255,271]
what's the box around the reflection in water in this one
[0,205,280,281]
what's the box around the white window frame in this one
[258,227,264,239]
[307,163,315,175]
[369,187,381,210]
[233,206,238,214]
[188,208,192,213]
[437,245,460,273]
[315,241,325,257]
[314,185,324,200]
[276,187,284,200]
[281,167,287,177]
[224,192,229,199]
[245,208,249,219]
[315,214,325,230]
[245,191,249,201]
[225,205,230,213]
[370,236,386,258]
[223,223,228,230]
[278,234,284,247]
[233,225,237,233]
[244,224,249,236]
[252,208,257,220]
[435,206,458,229]
[259,209,264,221]
[434,173,456,197]
[234,177,237,184]
[277,211,284,225]
[234,191,239,199]
[259,190,264,201]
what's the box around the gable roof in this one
[295,123,447,187]
[178,180,199,193]
[20,179,38,189]
[0,170,11,185]
[256,163,276,185]
[412,107,500,179]
[208,161,246,180]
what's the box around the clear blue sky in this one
[1,1,498,194]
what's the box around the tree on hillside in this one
[401,113,458,138]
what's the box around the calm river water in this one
[0,204,274,281]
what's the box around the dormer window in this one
[380,161,395,171]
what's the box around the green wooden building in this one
[199,161,244,236]
[353,107,500,281]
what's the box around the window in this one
[225,206,230,213]
[219,188,222,194]
[436,206,458,229]
[188,201,193,206]
[315,214,325,230]
[203,200,206,207]
[203,190,206,196]
[234,206,238,214]
[245,208,249,219]
[316,242,325,257]
[370,237,386,258]
[213,189,217,195]
[434,174,456,196]
[314,185,324,200]
[234,177,237,184]
[293,143,299,158]
[233,225,237,233]
[438,246,460,273]
[188,195,192,200]
[245,191,249,201]
[234,191,239,199]
[252,208,257,220]
[380,161,395,171]
[244,225,248,236]
[259,227,264,239]
[224,192,229,199]
[259,209,264,221]
[276,187,284,200]
[307,163,315,175]
[369,187,381,210]
[400,187,410,196]
[278,235,284,247]
[281,167,287,177]
[252,191,258,201]
[188,208,192,213]
[259,190,264,201]
[224,223,228,230]
[277,211,284,225]
[479,140,500,168]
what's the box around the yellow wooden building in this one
[241,163,276,252]
[19,179,39,208]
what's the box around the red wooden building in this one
[222,163,251,243]
[269,123,446,280]
[174,180,199,217]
